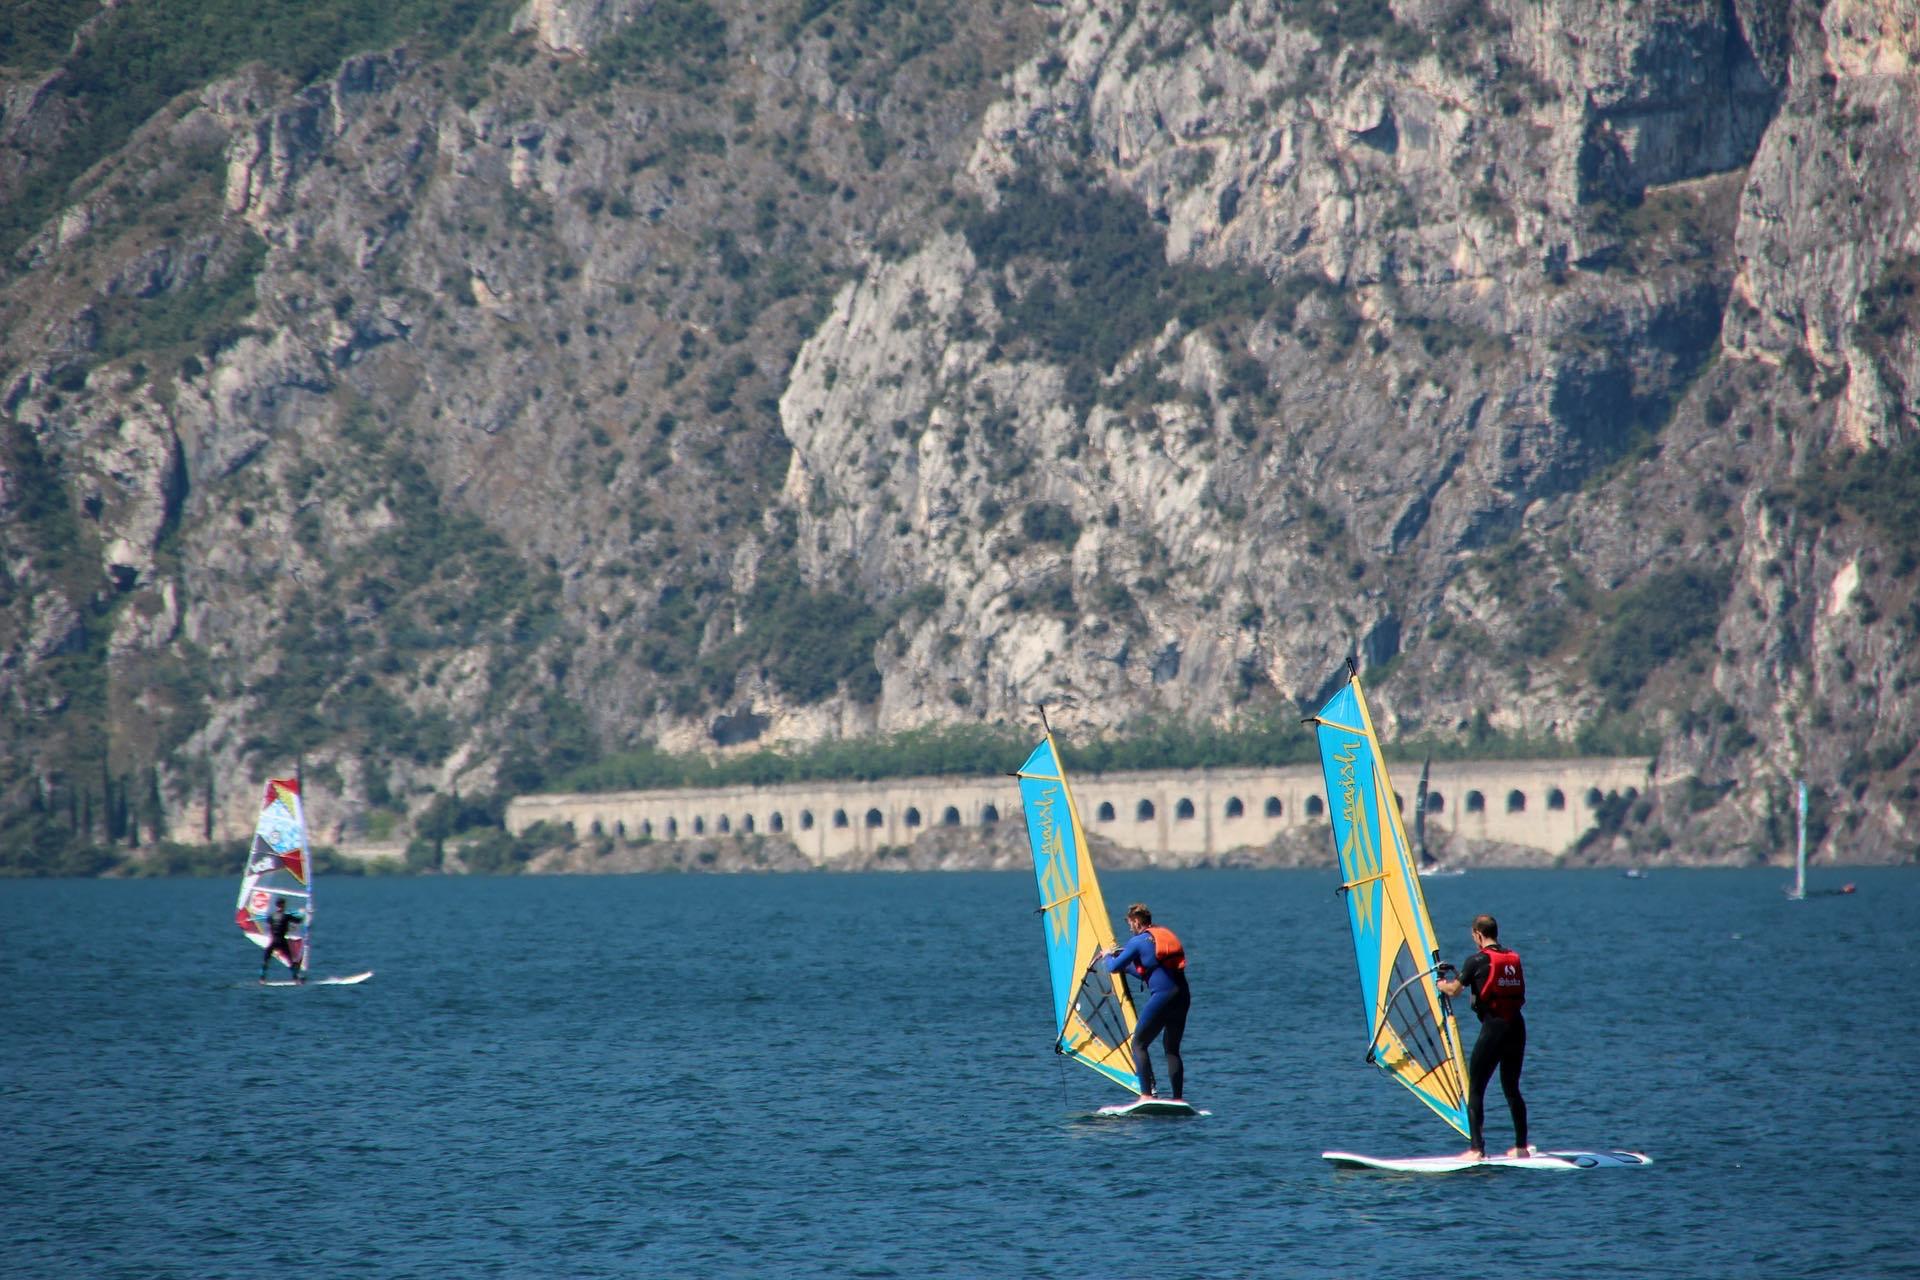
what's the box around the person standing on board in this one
[1436,913,1530,1160]
[260,896,305,984]
[1099,903,1191,1101]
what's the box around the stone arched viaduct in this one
[505,758,1653,866]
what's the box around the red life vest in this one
[1132,925,1187,977]
[1477,945,1525,1018]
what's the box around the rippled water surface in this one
[4,868,1918,1278]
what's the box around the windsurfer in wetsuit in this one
[1099,903,1190,1101]
[260,896,305,984]
[1437,913,1529,1160]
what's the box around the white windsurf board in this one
[259,971,374,987]
[1095,1097,1210,1118]
[1323,1149,1651,1173]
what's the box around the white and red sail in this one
[234,777,312,971]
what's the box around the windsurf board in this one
[259,971,374,987]
[1322,1149,1651,1172]
[1095,1097,1209,1118]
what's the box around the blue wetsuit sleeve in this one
[1105,933,1154,975]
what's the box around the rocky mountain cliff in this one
[2,0,1916,867]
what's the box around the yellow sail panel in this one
[1310,673,1472,1138]
[1017,733,1141,1092]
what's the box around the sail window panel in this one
[1381,941,1450,1077]
[1068,967,1135,1062]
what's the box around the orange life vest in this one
[1132,925,1187,977]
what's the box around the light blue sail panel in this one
[1311,678,1471,1138]
[1018,737,1082,1034]
[1315,686,1381,1014]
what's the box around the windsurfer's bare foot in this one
[1459,1149,1484,1161]
[1505,1145,1538,1158]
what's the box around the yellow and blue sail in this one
[1016,733,1141,1093]
[1308,673,1472,1138]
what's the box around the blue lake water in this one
[3,868,1918,1278]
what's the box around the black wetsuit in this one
[262,906,305,980]
[1457,947,1527,1154]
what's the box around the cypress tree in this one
[144,766,165,843]
[105,773,123,842]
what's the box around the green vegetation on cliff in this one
[547,708,1617,797]
[1,0,516,263]
[960,168,1336,403]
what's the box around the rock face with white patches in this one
[2,0,1918,863]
